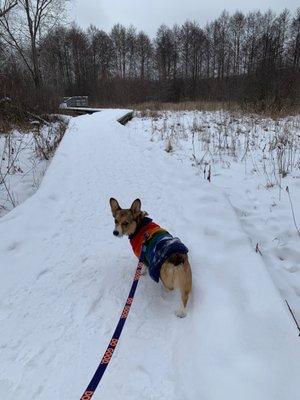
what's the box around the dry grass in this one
[130,101,300,119]
[134,109,300,190]
[132,101,240,113]
[0,99,67,134]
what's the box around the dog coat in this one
[129,217,188,282]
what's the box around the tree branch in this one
[0,0,17,18]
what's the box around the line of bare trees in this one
[1,3,300,112]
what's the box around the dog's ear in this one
[110,198,121,216]
[130,198,141,218]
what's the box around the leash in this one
[80,262,143,400]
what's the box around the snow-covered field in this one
[1,109,300,400]
[129,110,300,326]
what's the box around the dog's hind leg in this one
[176,286,189,318]
[160,262,175,291]
[175,259,192,318]
[161,255,192,317]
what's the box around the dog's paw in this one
[175,308,187,318]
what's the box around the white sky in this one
[69,0,300,36]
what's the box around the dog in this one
[109,198,192,317]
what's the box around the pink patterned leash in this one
[80,262,143,400]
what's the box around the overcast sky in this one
[69,0,299,36]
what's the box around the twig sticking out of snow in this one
[285,300,300,337]
[0,169,16,207]
[255,243,262,256]
[286,186,300,237]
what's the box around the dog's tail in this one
[167,252,187,267]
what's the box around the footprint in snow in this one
[6,241,21,251]
[36,268,50,280]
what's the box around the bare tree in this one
[290,8,300,69]
[0,0,17,18]
[136,31,153,80]
[0,0,67,89]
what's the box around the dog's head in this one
[109,198,147,237]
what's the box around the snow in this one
[0,120,70,217]
[1,109,300,400]
[129,110,300,325]
[0,129,47,216]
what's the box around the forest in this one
[0,1,300,114]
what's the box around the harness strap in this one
[80,262,143,400]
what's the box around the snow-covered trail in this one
[0,110,299,400]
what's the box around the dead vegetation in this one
[0,101,68,214]
[135,109,300,190]
[0,99,32,133]
[32,120,66,161]
[0,98,67,134]
[132,101,300,119]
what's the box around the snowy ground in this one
[0,117,70,216]
[1,109,300,400]
[128,110,300,325]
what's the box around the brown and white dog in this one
[109,198,192,317]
